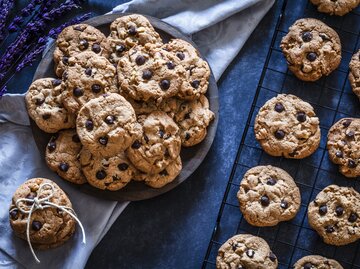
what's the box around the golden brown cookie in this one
[310,0,360,16]
[349,49,360,100]
[293,255,343,269]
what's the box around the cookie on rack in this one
[127,111,181,174]
[293,255,343,269]
[25,78,75,133]
[164,39,210,100]
[54,24,111,77]
[118,44,186,103]
[76,93,142,158]
[216,234,278,269]
[310,0,359,16]
[61,51,118,114]
[79,148,135,191]
[45,129,87,184]
[327,118,360,178]
[349,49,360,100]
[254,94,321,159]
[144,156,182,188]
[308,184,360,246]
[237,165,301,227]
[108,14,162,63]
[280,18,341,81]
[9,178,76,249]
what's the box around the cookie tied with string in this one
[9,178,85,259]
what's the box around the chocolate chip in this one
[176,52,185,60]
[325,225,335,233]
[246,249,255,258]
[232,243,237,251]
[91,84,101,93]
[35,98,44,106]
[104,115,115,125]
[191,80,200,89]
[10,209,18,219]
[160,170,168,176]
[135,55,146,65]
[302,31,312,42]
[132,140,141,149]
[303,263,313,269]
[85,68,92,76]
[47,141,56,151]
[92,43,101,53]
[348,159,357,168]
[142,69,153,80]
[144,135,149,143]
[79,39,89,50]
[274,103,284,112]
[343,119,352,127]
[96,170,106,180]
[118,163,129,171]
[266,178,276,185]
[274,130,285,139]
[159,130,164,138]
[335,206,344,216]
[185,132,191,140]
[260,195,270,206]
[335,151,343,158]
[348,212,358,222]
[32,221,42,231]
[319,33,330,41]
[280,200,288,209]
[297,112,307,122]
[85,119,93,131]
[128,26,137,35]
[166,61,176,69]
[268,252,277,262]
[116,44,125,54]
[307,52,317,62]
[73,87,83,97]
[52,79,62,87]
[62,56,69,65]
[346,131,355,138]
[42,113,51,120]
[59,162,69,172]
[72,134,80,143]
[62,71,68,80]
[160,79,170,90]
[184,113,191,120]
[319,205,327,215]
[99,136,108,145]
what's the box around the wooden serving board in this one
[30,13,219,201]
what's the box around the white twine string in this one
[9,182,86,263]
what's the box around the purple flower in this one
[7,0,41,32]
[16,37,48,72]
[0,0,15,41]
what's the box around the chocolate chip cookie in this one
[164,39,210,100]
[54,24,111,77]
[144,156,182,188]
[327,118,360,177]
[108,14,162,64]
[45,129,87,184]
[280,18,341,81]
[237,165,301,227]
[118,44,186,103]
[349,49,360,100]
[25,78,75,133]
[293,255,343,269]
[310,0,360,16]
[216,234,278,269]
[127,111,181,174]
[254,94,321,159]
[9,178,76,249]
[308,185,360,246]
[76,93,142,158]
[61,51,118,114]
[79,148,135,191]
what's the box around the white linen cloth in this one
[0,0,274,268]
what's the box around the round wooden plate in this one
[31,13,219,201]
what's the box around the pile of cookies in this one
[25,14,214,191]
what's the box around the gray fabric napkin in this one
[0,0,274,268]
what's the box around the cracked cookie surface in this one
[294,255,343,269]
[310,0,360,16]
[349,50,360,100]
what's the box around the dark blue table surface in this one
[5,1,283,268]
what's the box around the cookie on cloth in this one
[293,255,343,269]
[25,78,75,133]
[216,234,278,269]
[310,0,359,16]
[254,94,320,159]
[280,18,341,81]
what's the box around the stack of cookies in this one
[25,14,214,191]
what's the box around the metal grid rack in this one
[202,0,360,268]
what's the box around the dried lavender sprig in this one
[48,12,92,39]
[15,37,47,72]
[0,85,7,98]
[42,0,81,22]
[8,0,41,33]
[0,0,15,42]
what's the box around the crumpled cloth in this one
[0,0,274,268]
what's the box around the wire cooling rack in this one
[202,0,360,268]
